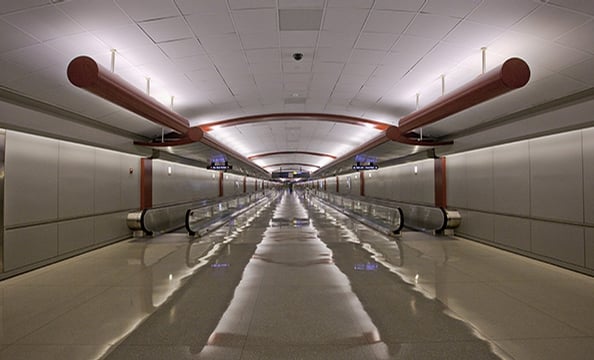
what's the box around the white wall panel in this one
[94,212,130,244]
[493,215,531,251]
[586,228,594,270]
[58,218,94,255]
[530,131,583,223]
[58,142,95,218]
[531,220,584,266]
[446,153,467,208]
[493,142,530,216]
[120,154,140,209]
[583,128,594,225]
[456,210,494,242]
[466,149,493,212]
[94,149,120,214]
[4,224,58,271]
[5,131,58,226]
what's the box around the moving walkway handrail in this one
[310,190,460,233]
[127,191,272,235]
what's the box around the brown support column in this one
[219,171,224,197]
[140,158,152,209]
[435,157,447,208]
[336,176,339,193]
[243,176,247,193]
[360,171,365,196]
[255,179,258,191]
[323,179,327,191]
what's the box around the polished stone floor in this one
[0,192,593,359]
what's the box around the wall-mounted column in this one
[140,158,152,209]
[336,176,339,193]
[435,157,447,208]
[243,176,247,193]
[0,130,5,273]
[323,179,327,191]
[360,171,365,196]
[219,172,224,197]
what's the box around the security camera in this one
[292,52,304,61]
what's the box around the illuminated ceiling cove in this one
[0,0,593,177]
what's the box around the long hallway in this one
[1,193,593,359]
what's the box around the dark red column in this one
[360,171,365,196]
[435,157,447,208]
[243,176,247,193]
[336,176,339,193]
[140,158,152,209]
[219,171,224,197]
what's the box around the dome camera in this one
[292,52,304,61]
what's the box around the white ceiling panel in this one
[233,9,277,34]
[250,62,282,74]
[279,31,318,48]
[186,12,235,36]
[175,0,229,14]
[117,45,169,67]
[228,0,276,10]
[469,0,539,28]
[355,32,398,51]
[560,57,594,86]
[374,0,425,11]
[317,31,358,48]
[316,47,352,62]
[343,63,376,77]
[390,35,438,58]
[511,4,591,40]
[323,8,369,35]
[240,31,279,49]
[58,0,132,31]
[364,10,415,34]
[0,0,47,15]
[139,17,192,43]
[349,49,387,64]
[0,58,28,83]
[550,0,594,15]
[0,19,38,52]
[45,32,108,60]
[405,14,461,40]
[159,38,204,58]
[443,21,505,49]
[423,0,482,18]
[245,48,281,63]
[278,0,324,9]
[114,0,179,21]
[0,43,68,73]
[283,61,313,73]
[327,0,374,8]
[93,24,154,51]
[200,34,243,54]
[556,20,594,53]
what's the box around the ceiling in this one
[0,0,593,179]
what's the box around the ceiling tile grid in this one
[0,0,592,175]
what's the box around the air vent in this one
[279,9,323,31]
[284,97,306,104]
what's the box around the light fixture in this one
[167,166,172,175]
[414,165,418,175]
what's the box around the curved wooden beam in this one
[263,163,321,169]
[200,113,390,131]
[67,56,201,139]
[396,57,530,135]
[248,151,337,160]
